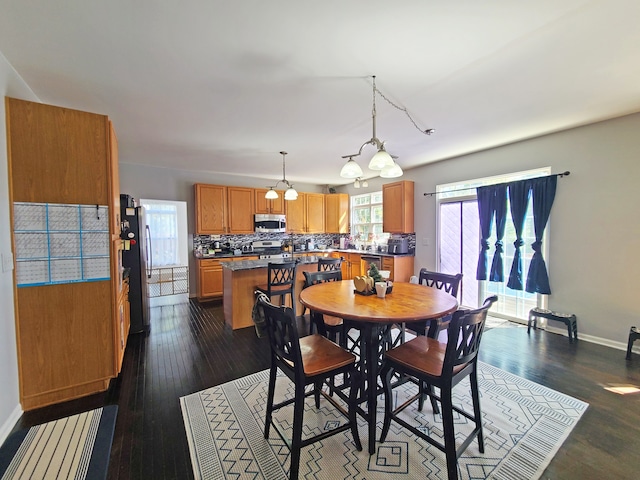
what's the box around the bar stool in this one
[255,261,297,317]
[318,256,342,272]
[528,307,578,343]
[626,326,640,360]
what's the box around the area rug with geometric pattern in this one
[0,406,117,480]
[180,363,587,479]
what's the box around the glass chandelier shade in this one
[339,157,364,179]
[367,147,395,170]
[265,187,278,199]
[380,160,403,178]
[284,187,298,200]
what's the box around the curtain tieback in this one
[480,240,490,251]
[494,240,504,253]
[531,240,542,252]
[513,238,524,248]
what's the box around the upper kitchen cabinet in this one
[286,193,325,233]
[227,186,255,233]
[325,193,349,233]
[306,193,325,233]
[195,184,227,234]
[195,184,254,234]
[383,180,414,233]
[6,97,121,410]
[254,188,285,214]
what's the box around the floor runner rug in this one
[0,406,117,480]
[181,363,587,479]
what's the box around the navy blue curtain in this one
[526,176,557,294]
[506,180,531,290]
[489,185,508,281]
[476,186,496,280]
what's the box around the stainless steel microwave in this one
[254,214,286,233]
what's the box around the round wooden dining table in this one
[300,279,459,454]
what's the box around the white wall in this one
[342,113,640,346]
[0,51,39,442]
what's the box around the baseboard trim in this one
[0,404,23,446]
[544,325,639,355]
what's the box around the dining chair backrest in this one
[444,295,498,373]
[303,269,342,288]
[418,269,463,298]
[318,256,343,272]
[258,295,302,375]
[266,261,296,295]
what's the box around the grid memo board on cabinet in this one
[13,202,111,287]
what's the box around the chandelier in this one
[265,151,298,200]
[339,76,434,180]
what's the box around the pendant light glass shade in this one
[380,160,403,178]
[368,148,394,170]
[265,188,278,199]
[340,157,364,178]
[284,186,298,200]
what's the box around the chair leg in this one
[418,381,440,414]
[314,380,322,408]
[379,363,394,443]
[470,367,484,453]
[289,382,305,480]
[441,386,459,480]
[349,369,363,451]
[264,364,277,439]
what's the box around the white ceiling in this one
[1,1,639,187]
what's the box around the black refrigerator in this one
[121,203,151,333]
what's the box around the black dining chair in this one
[318,256,343,272]
[300,256,344,317]
[379,296,498,480]
[407,269,463,339]
[257,294,362,480]
[255,261,297,317]
[303,269,345,344]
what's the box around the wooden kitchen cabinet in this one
[383,180,414,233]
[116,278,131,374]
[286,192,325,233]
[306,193,325,233]
[195,184,254,234]
[195,184,227,234]
[341,252,362,280]
[227,187,255,233]
[197,256,258,300]
[325,193,349,233]
[6,97,122,410]
[382,255,414,283]
[254,188,285,214]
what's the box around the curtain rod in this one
[422,171,570,197]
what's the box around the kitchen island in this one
[221,256,322,330]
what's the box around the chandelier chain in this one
[372,77,433,136]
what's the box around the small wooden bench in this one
[528,308,578,343]
[626,326,640,360]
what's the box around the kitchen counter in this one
[220,255,321,271]
[222,257,320,329]
[195,248,414,260]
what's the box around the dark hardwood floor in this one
[14,299,640,479]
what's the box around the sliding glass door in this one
[437,168,549,322]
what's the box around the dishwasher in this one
[361,254,382,271]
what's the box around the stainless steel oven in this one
[254,214,286,233]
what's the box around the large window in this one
[437,168,550,322]
[350,192,389,245]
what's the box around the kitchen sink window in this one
[351,191,389,246]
